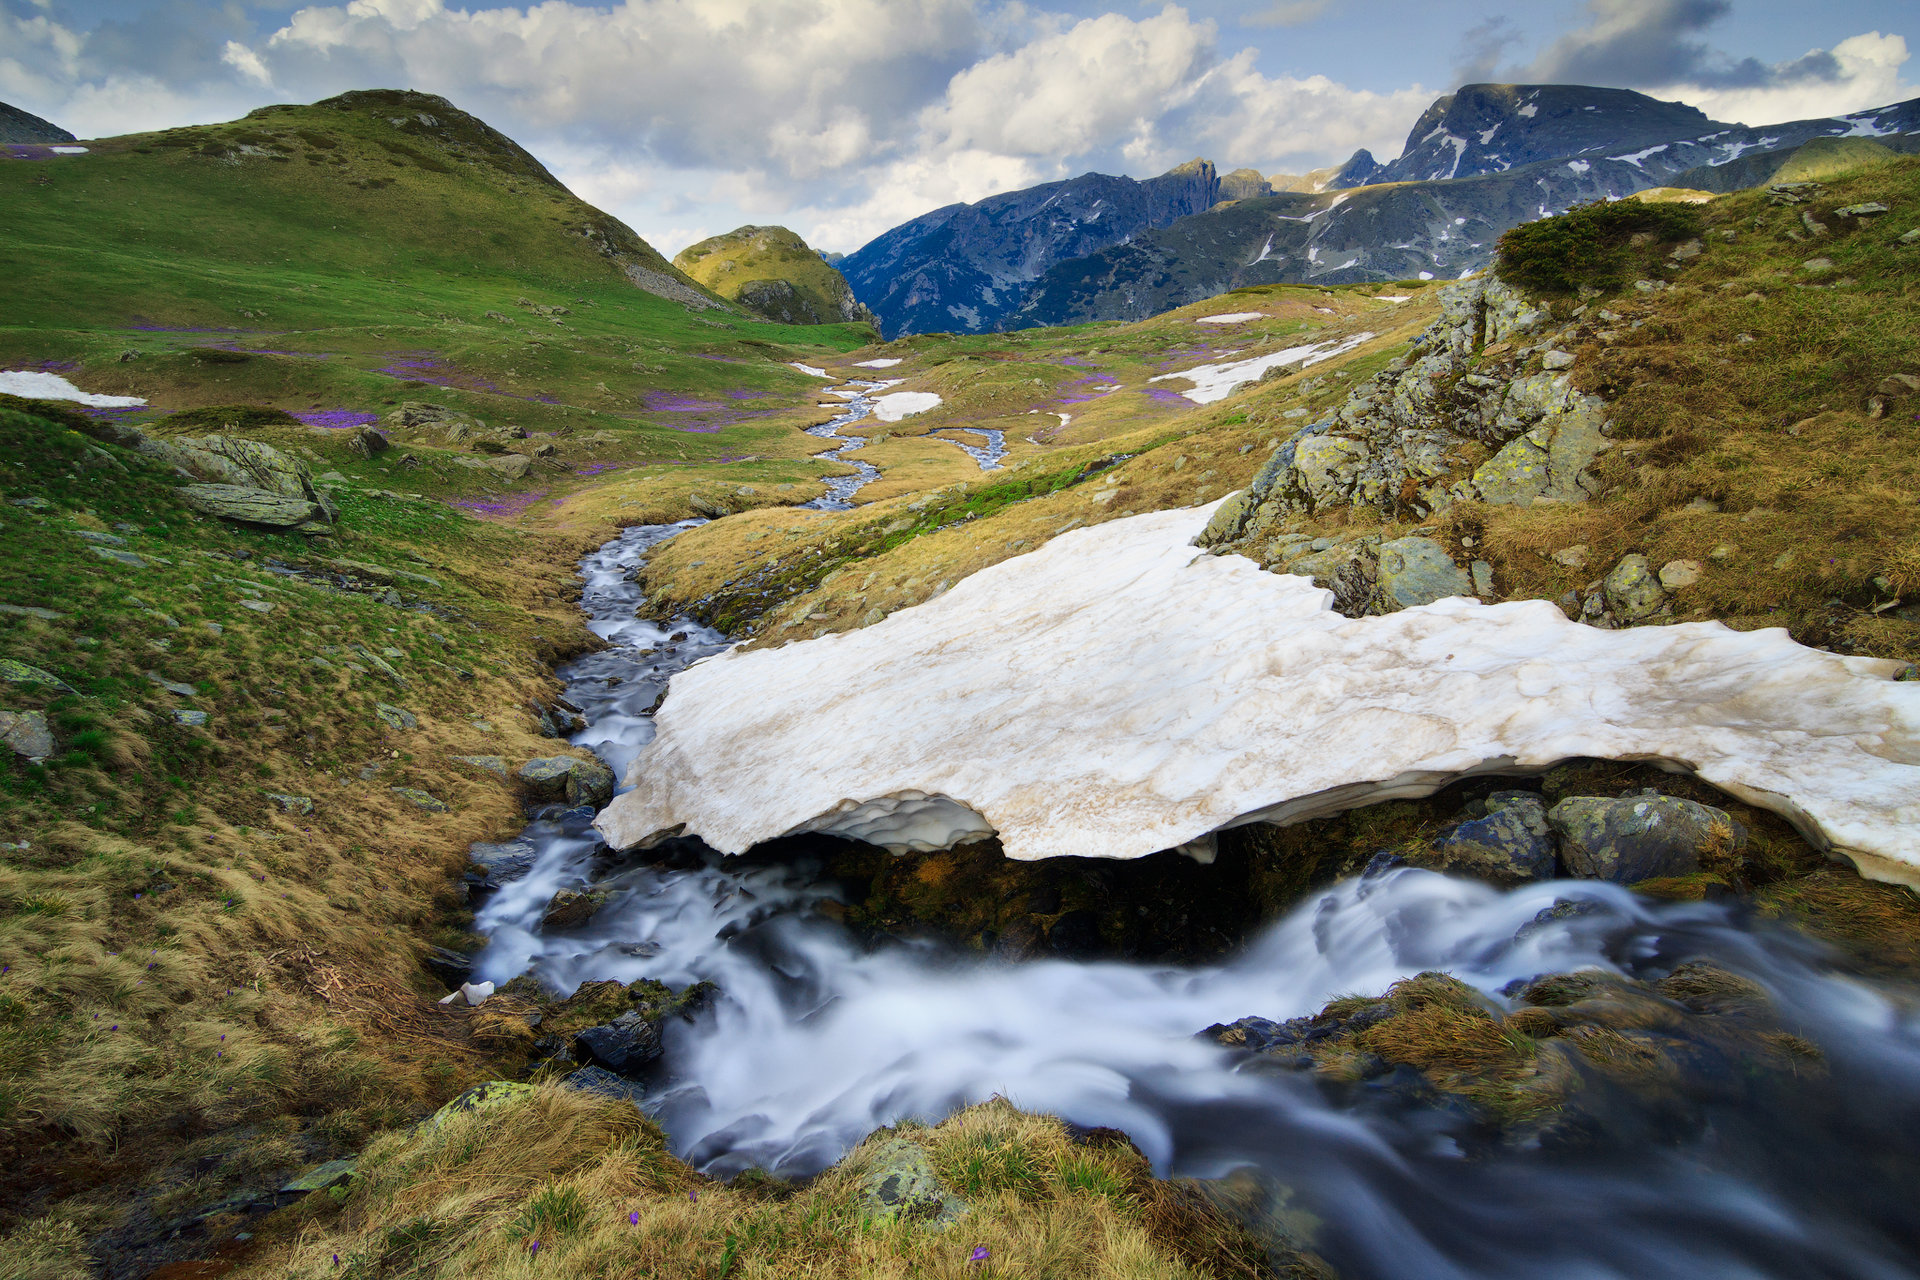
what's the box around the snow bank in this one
[788,362,831,378]
[0,371,145,408]
[1196,312,1264,324]
[872,391,942,422]
[596,500,1920,883]
[854,358,903,368]
[1148,332,1375,405]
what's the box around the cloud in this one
[1657,32,1915,126]
[1521,0,1736,86]
[222,40,273,87]
[1454,16,1523,86]
[1241,0,1334,27]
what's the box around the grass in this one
[257,1091,1296,1280]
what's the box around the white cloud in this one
[1657,32,1916,127]
[221,40,274,87]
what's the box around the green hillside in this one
[0,90,876,516]
[673,224,877,327]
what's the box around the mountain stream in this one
[471,523,1920,1280]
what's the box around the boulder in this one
[1603,554,1667,622]
[467,838,537,888]
[520,754,616,808]
[563,1064,649,1106]
[486,453,533,480]
[1373,537,1471,611]
[1428,792,1556,884]
[0,709,53,761]
[141,434,336,523]
[856,1138,967,1225]
[574,1011,663,1074]
[375,702,419,731]
[349,427,388,457]
[178,483,328,530]
[1548,793,1747,883]
[1658,559,1703,590]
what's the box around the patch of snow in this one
[1249,234,1275,265]
[595,501,1920,881]
[1478,125,1501,145]
[1147,332,1375,405]
[0,371,145,407]
[853,358,903,368]
[1566,160,1591,176]
[1608,143,1671,167]
[1580,104,1596,112]
[1418,271,1434,280]
[1842,114,1896,138]
[788,362,831,378]
[1197,312,1265,324]
[1521,102,1540,117]
[1454,217,1467,225]
[872,391,942,422]
[1373,295,1412,303]
[49,146,88,155]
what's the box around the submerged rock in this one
[541,888,606,930]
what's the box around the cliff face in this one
[838,159,1224,337]
[672,225,875,326]
[0,100,76,145]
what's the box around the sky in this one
[3,1,1915,258]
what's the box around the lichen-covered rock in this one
[1549,792,1746,883]
[856,1137,967,1225]
[141,434,337,524]
[541,888,607,930]
[1426,791,1556,884]
[390,786,448,813]
[1373,537,1471,611]
[375,702,419,731]
[520,754,616,808]
[1603,554,1668,623]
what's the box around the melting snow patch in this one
[595,500,1920,880]
[49,146,88,155]
[1147,332,1374,405]
[1197,312,1265,324]
[872,391,941,422]
[1373,295,1411,303]
[1566,160,1591,175]
[854,358,903,368]
[0,371,145,407]
[789,362,831,378]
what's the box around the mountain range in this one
[844,83,1920,335]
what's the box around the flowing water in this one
[472,524,1920,1280]
[800,380,887,511]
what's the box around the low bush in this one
[1495,199,1704,296]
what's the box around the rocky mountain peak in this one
[0,100,76,146]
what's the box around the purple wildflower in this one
[688,1190,698,1203]
[627,1211,639,1225]
[971,1244,991,1263]
[529,1240,540,1259]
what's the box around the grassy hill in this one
[672,225,877,328]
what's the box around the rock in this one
[70,529,126,546]
[1658,559,1703,590]
[1467,408,1609,507]
[485,454,532,480]
[574,1011,663,1074]
[453,754,509,779]
[178,483,328,530]
[1470,560,1495,597]
[1901,228,1920,245]
[145,670,196,697]
[532,441,558,458]
[1372,537,1471,612]
[1875,373,1920,397]
[1602,554,1666,622]
[857,1137,967,1225]
[140,434,336,524]
[1551,545,1590,570]
[1667,239,1703,261]
[1198,492,1252,544]
[90,546,148,567]
[1541,350,1575,370]
[390,786,447,812]
[0,604,63,621]
[375,702,418,731]
[427,1080,535,1127]
[1835,202,1889,217]
[0,709,54,760]
[467,839,537,888]
[265,792,313,815]
[0,660,74,692]
[519,754,615,808]
[541,888,606,930]
[423,945,472,986]
[349,427,388,457]
[1548,793,1747,883]
[279,1159,356,1195]
[1801,257,1835,275]
[172,709,209,727]
[563,1065,649,1106]
[1428,792,1557,884]
[239,599,274,614]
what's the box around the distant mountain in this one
[838,159,1228,337]
[1340,83,1724,186]
[673,225,875,327]
[1016,94,1920,327]
[1,101,76,146]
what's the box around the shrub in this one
[160,403,301,431]
[1494,199,1704,297]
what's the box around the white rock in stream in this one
[595,499,1920,884]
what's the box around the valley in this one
[2,71,1919,1280]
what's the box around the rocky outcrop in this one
[1201,276,1608,614]
[0,101,77,146]
[136,433,337,531]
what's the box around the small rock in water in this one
[574,1011,663,1074]
[1427,792,1556,885]
[541,888,606,931]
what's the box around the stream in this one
[801,378,1005,511]
[471,524,1920,1280]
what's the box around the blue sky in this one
[5,1,1914,254]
